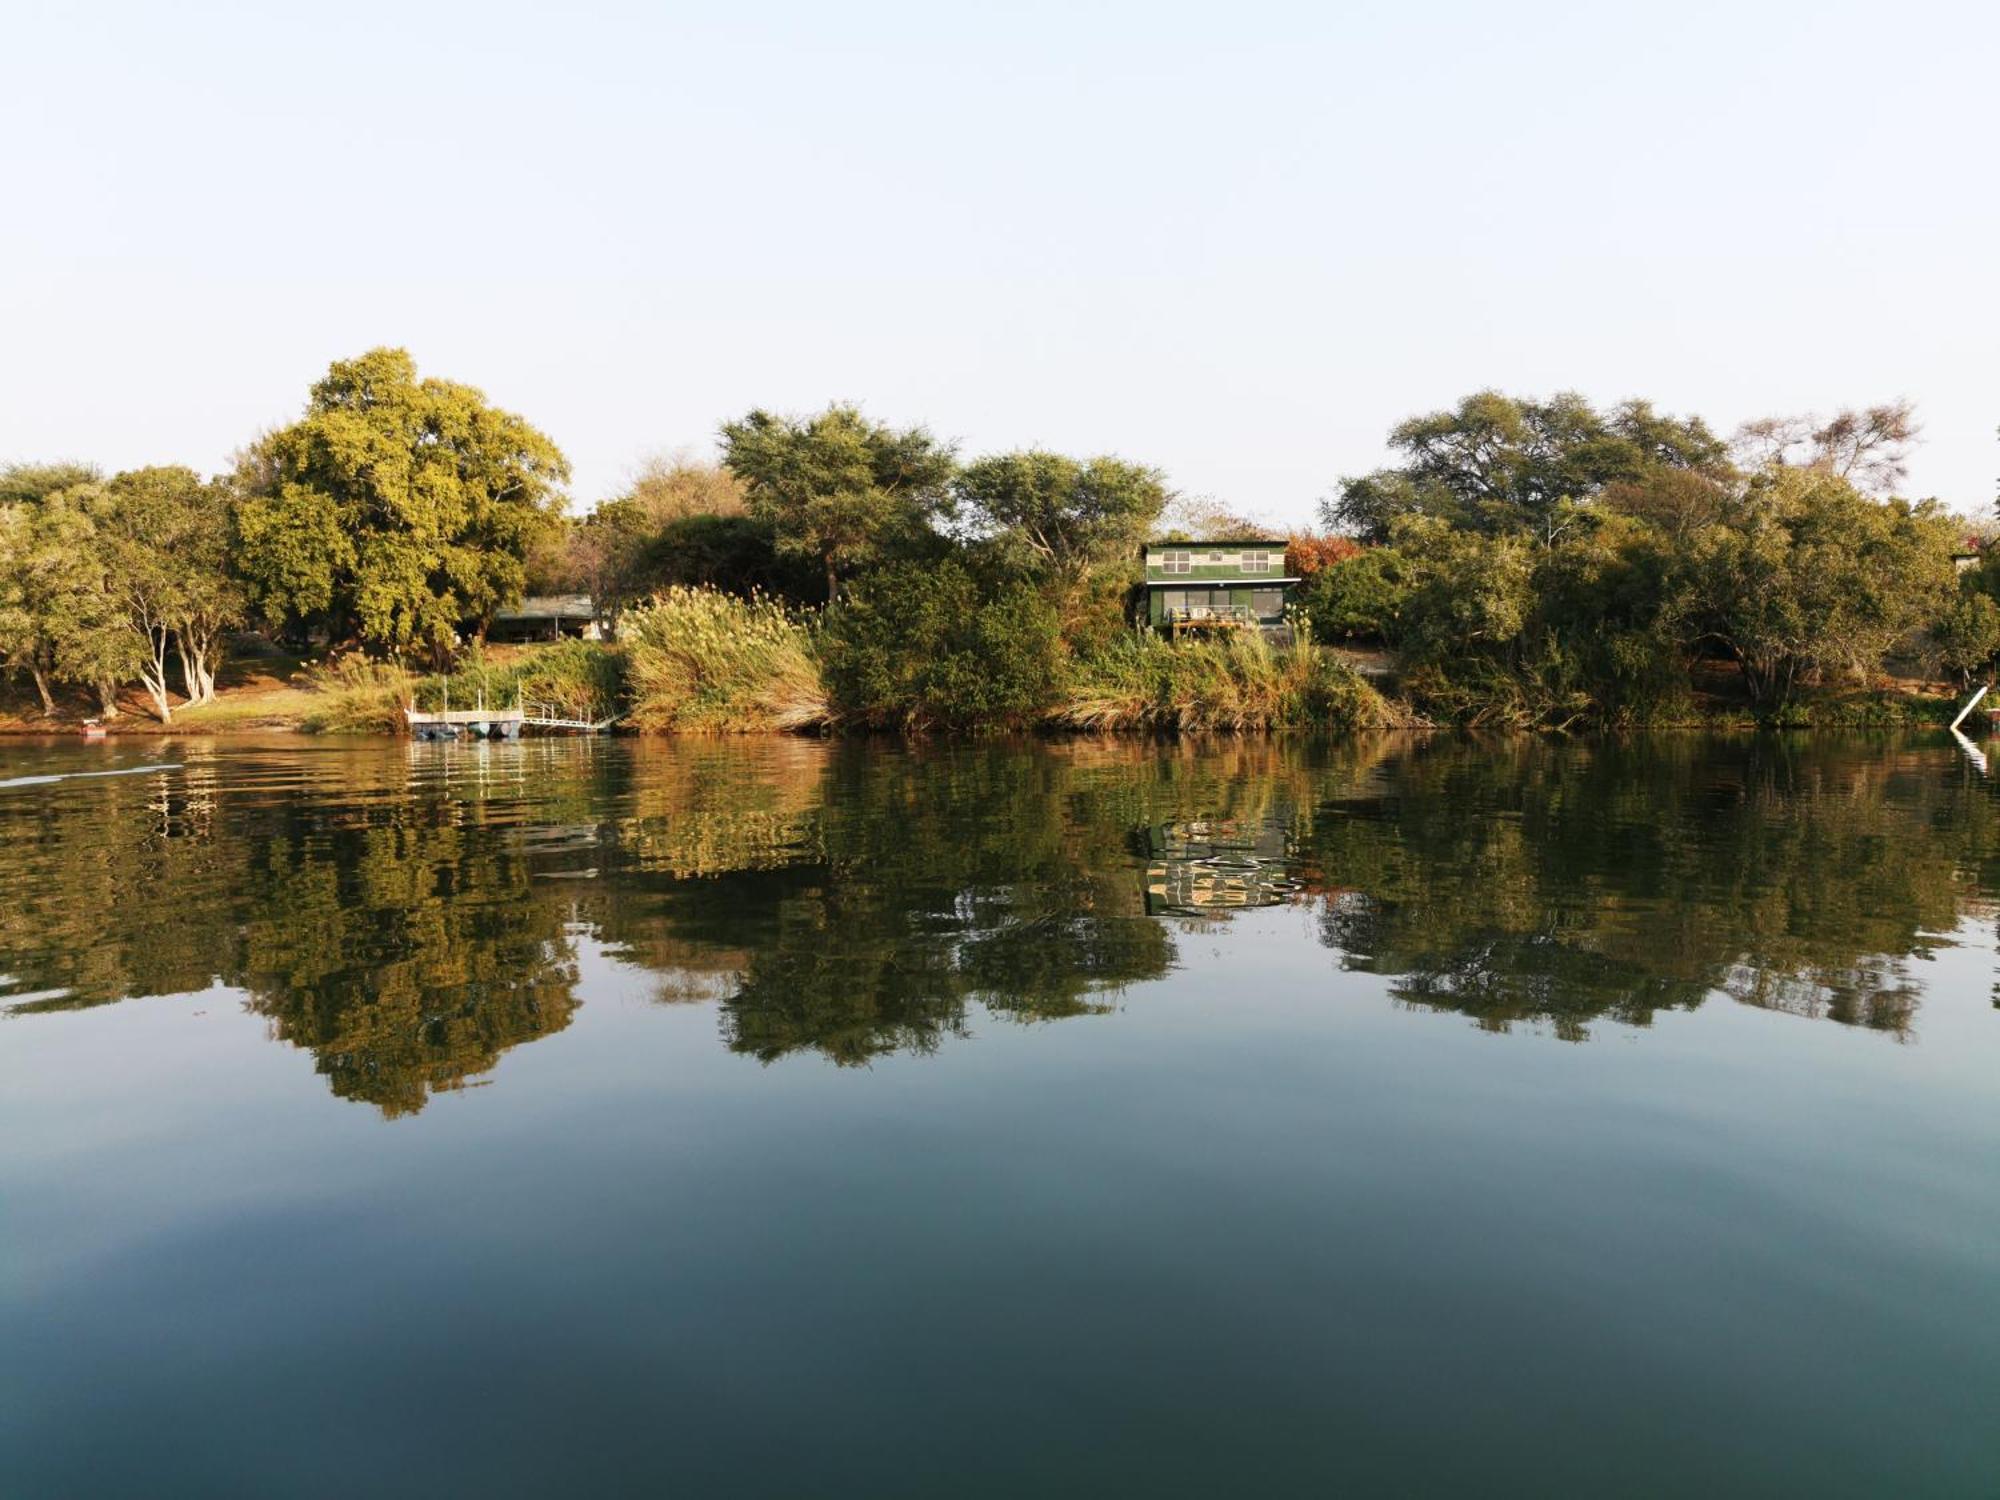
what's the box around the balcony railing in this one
[1166,604,1256,624]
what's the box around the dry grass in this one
[1056,632,1416,733]
[623,587,832,733]
[297,656,415,734]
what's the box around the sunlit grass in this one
[624,587,833,733]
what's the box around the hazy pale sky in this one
[4,0,1994,524]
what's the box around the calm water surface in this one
[2,733,1996,1496]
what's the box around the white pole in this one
[1949,683,1990,733]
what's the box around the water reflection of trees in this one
[235,824,579,1116]
[603,746,1189,1065]
[4,734,1998,1110]
[1301,737,2000,1039]
[0,745,585,1116]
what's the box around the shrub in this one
[822,560,1067,731]
[1926,588,2000,688]
[1296,547,1411,642]
[624,586,830,733]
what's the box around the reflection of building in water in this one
[1144,818,1297,915]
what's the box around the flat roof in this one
[1146,576,1300,587]
[1146,539,1289,549]
[493,594,595,621]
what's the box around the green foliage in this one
[953,451,1168,578]
[822,560,1068,730]
[414,639,630,722]
[546,459,755,619]
[299,641,629,734]
[1928,589,2000,687]
[513,639,628,721]
[233,348,569,663]
[624,587,831,733]
[641,514,824,601]
[88,466,243,718]
[0,462,98,506]
[1390,516,1536,660]
[0,469,133,715]
[720,404,955,600]
[1295,547,1411,641]
[1326,390,1729,544]
[1693,468,1957,709]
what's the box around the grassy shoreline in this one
[0,659,1963,738]
[2,595,1969,738]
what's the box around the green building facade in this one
[1142,541,1300,634]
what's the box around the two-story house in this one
[1142,540,1300,638]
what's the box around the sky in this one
[3,0,1994,525]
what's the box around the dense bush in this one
[1931,589,2000,686]
[640,514,825,603]
[1300,464,1962,726]
[1295,548,1411,642]
[822,561,1067,731]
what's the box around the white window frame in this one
[1159,550,1191,574]
[1240,551,1271,574]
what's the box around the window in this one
[1240,551,1271,573]
[1252,588,1285,619]
[1208,551,1226,563]
[1159,550,1191,574]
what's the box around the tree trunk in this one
[95,681,121,719]
[176,633,215,706]
[825,558,839,605]
[29,665,55,716]
[180,628,219,712]
[138,625,174,722]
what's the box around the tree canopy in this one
[1325,391,1730,544]
[233,348,569,662]
[719,404,954,601]
[953,451,1169,578]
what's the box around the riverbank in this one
[1,645,1965,736]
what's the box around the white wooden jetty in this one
[403,699,621,739]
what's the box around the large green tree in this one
[233,348,569,663]
[86,466,242,718]
[719,404,954,601]
[1325,391,1731,545]
[952,451,1169,579]
[1692,468,1957,707]
[0,465,132,716]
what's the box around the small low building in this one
[1141,540,1300,638]
[488,595,602,643]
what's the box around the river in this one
[1,733,1995,1496]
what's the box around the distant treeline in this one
[3,347,1993,729]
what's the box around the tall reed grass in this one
[297,656,414,734]
[1055,632,1413,733]
[623,587,832,733]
